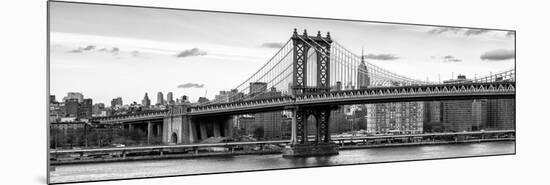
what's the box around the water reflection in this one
[50,141,515,183]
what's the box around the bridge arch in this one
[171,132,178,144]
[306,114,317,142]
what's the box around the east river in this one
[50,141,515,183]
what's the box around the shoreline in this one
[50,138,514,166]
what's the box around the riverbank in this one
[50,137,514,165]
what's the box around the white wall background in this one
[0,0,548,184]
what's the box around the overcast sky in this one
[49,2,515,105]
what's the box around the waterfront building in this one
[487,99,515,130]
[442,100,474,132]
[365,102,424,134]
[423,101,444,132]
[472,99,488,131]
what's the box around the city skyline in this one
[50,2,514,107]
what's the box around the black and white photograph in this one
[45,1,518,184]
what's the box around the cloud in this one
[442,55,462,62]
[131,50,139,57]
[464,29,491,36]
[480,49,515,61]
[67,49,83,53]
[427,27,462,35]
[82,45,95,51]
[432,55,462,62]
[363,53,399,60]
[66,45,96,53]
[177,83,205,88]
[176,48,207,58]
[260,42,284,48]
[427,27,492,36]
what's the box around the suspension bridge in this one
[91,29,515,157]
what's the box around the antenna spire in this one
[361,47,365,64]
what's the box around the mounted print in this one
[48,1,516,184]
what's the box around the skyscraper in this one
[78,98,93,119]
[487,99,515,130]
[472,99,488,131]
[249,82,268,96]
[63,92,84,103]
[141,93,151,108]
[156,92,164,105]
[167,92,175,105]
[442,100,473,132]
[110,97,123,109]
[357,49,370,89]
[423,101,444,132]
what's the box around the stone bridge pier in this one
[163,114,233,144]
[283,106,339,157]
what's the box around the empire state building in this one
[357,49,371,89]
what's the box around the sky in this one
[49,2,515,105]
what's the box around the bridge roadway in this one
[94,81,516,124]
[186,82,515,117]
[50,130,515,155]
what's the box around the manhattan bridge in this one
[92,29,515,157]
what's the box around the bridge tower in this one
[284,29,339,157]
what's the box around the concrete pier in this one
[282,143,339,157]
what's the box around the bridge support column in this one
[156,124,162,137]
[290,109,297,143]
[283,107,338,157]
[189,121,198,143]
[199,123,208,140]
[128,124,134,132]
[213,122,221,137]
[147,121,152,144]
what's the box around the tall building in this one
[64,98,79,117]
[197,97,210,103]
[141,93,151,108]
[214,89,244,103]
[442,100,474,132]
[329,107,348,134]
[332,81,343,91]
[366,102,424,134]
[487,99,515,130]
[472,99,488,131]
[423,101,444,132]
[110,97,123,109]
[63,92,84,103]
[357,49,370,89]
[167,92,175,105]
[92,103,106,117]
[78,98,93,119]
[156,92,164,105]
[249,82,268,96]
[49,95,57,103]
[179,95,190,104]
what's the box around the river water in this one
[50,141,515,183]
